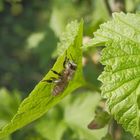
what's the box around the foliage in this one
[1,0,140,140]
[0,88,21,128]
[0,20,84,138]
[86,12,140,138]
[35,91,107,140]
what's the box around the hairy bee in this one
[42,52,77,96]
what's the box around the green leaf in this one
[35,91,107,140]
[0,20,84,138]
[54,20,80,57]
[63,92,107,140]
[0,88,21,125]
[88,107,110,130]
[99,39,140,137]
[84,12,140,49]
[90,12,140,137]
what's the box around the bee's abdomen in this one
[52,82,67,96]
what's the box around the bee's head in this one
[67,61,77,70]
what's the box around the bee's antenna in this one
[63,50,68,68]
[70,53,75,61]
[65,50,67,56]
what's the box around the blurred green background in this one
[0,0,140,140]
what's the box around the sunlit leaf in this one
[0,20,84,138]
[87,12,140,137]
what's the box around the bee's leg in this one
[53,78,61,83]
[51,70,61,76]
[42,77,61,83]
[70,53,74,61]
[42,79,53,83]
[42,77,57,83]
[50,77,61,83]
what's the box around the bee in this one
[42,52,77,96]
